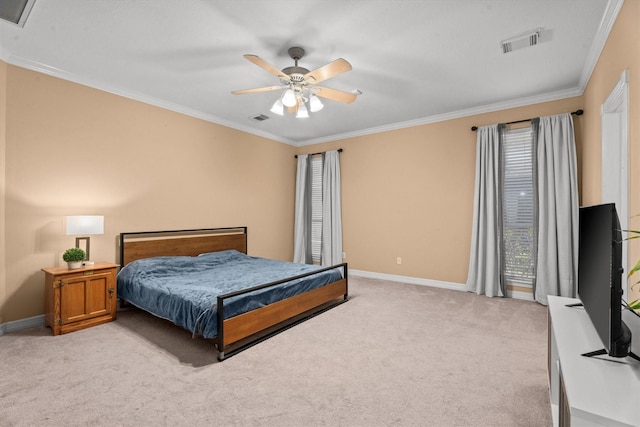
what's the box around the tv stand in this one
[581,347,640,362]
[548,296,640,426]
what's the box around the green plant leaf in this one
[62,247,86,262]
[627,258,640,279]
[629,299,640,311]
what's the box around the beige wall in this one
[1,1,638,324]
[581,0,640,303]
[1,60,7,322]
[300,0,639,302]
[1,65,297,323]
[298,98,583,287]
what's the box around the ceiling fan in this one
[232,47,357,118]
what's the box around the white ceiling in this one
[0,0,622,146]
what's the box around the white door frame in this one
[601,69,629,298]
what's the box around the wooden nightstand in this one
[42,262,119,335]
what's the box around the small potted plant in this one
[625,224,640,311]
[63,247,86,270]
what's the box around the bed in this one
[117,227,348,360]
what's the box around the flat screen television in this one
[577,203,637,360]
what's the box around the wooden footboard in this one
[216,264,348,361]
[222,279,347,346]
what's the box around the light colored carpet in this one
[0,276,552,426]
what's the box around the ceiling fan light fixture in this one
[309,95,324,112]
[296,103,309,118]
[282,89,297,107]
[270,99,284,115]
[233,47,355,117]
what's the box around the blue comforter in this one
[117,250,343,339]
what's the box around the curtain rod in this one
[470,109,583,131]
[294,148,343,158]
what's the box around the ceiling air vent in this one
[501,28,541,54]
[250,114,270,122]
[0,0,36,27]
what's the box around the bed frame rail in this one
[216,263,348,361]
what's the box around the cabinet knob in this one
[108,288,115,297]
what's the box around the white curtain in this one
[321,151,343,266]
[466,125,504,297]
[293,155,312,263]
[534,113,579,304]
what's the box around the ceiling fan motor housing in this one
[282,47,309,81]
[282,66,309,80]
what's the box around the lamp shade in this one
[270,99,284,115]
[66,216,104,235]
[309,95,324,112]
[281,89,297,107]
[296,103,309,118]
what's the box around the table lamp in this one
[66,215,104,265]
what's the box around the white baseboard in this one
[349,269,535,302]
[507,289,536,301]
[0,315,45,336]
[350,269,465,291]
[0,272,536,336]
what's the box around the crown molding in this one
[3,0,620,152]
[294,86,583,147]
[0,52,585,148]
[577,0,624,91]
[0,52,297,146]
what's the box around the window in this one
[501,127,536,288]
[310,155,323,264]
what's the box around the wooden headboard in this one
[119,227,247,266]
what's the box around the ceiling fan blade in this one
[231,85,283,95]
[304,58,352,84]
[243,54,290,82]
[313,86,357,104]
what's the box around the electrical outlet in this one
[342,252,346,259]
[397,257,402,265]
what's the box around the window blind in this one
[502,127,536,287]
[311,155,323,263]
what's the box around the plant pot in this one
[67,261,83,270]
